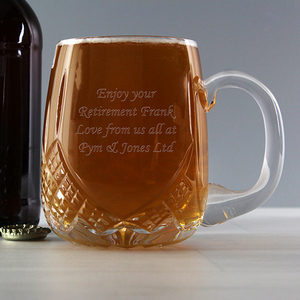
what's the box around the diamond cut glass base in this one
[41,140,206,248]
[46,212,201,248]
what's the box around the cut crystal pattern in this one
[41,140,195,237]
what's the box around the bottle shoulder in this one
[0,0,42,47]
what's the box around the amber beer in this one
[42,37,209,247]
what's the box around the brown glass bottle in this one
[0,0,42,226]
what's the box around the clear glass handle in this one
[201,71,285,226]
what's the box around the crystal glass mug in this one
[41,36,284,248]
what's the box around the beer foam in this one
[58,36,198,47]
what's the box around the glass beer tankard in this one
[41,36,284,248]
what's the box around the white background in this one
[28,0,300,207]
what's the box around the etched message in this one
[76,88,177,156]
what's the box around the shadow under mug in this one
[41,36,284,248]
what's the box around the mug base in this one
[46,213,201,248]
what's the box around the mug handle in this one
[200,71,285,226]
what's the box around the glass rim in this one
[57,35,198,47]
